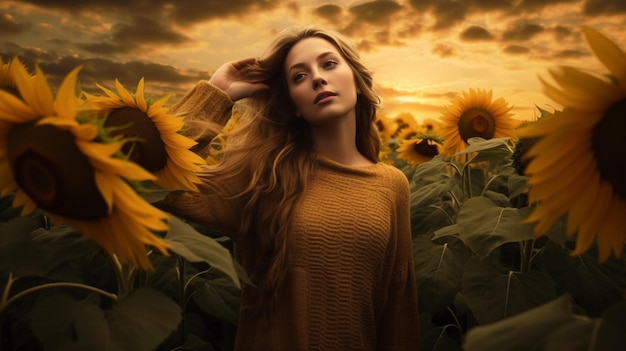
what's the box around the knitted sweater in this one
[165,81,420,350]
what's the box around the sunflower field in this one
[1,26,625,350]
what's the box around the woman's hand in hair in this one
[209,57,269,101]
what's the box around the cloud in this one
[502,23,545,41]
[112,16,193,46]
[349,0,403,25]
[0,13,30,34]
[315,4,343,21]
[460,26,494,41]
[503,44,531,55]
[582,0,626,15]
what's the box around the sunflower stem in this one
[0,273,15,308]
[109,253,129,296]
[176,255,187,344]
[519,239,535,273]
[0,282,117,315]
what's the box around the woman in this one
[160,25,420,350]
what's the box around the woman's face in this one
[284,37,359,126]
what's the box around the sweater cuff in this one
[170,80,234,128]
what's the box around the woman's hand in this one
[209,57,269,101]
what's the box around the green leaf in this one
[192,277,240,325]
[462,256,557,324]
[163,216,241,289]
[464,295,576,351]
[543,317,595,351]
[107,288,182,351]
[459,137,514,163]
[0,224,103,282]
[592,300,626,350]
[541,241,625,317]
[457,197,535,256]
[413,235,469,314]
[30,293,109,351]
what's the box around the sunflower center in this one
[105,107,167,173]
[592,97,626,200]
[458,108,496,143]
[414,139,439,157]
[7,123,108,220]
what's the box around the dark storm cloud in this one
[502,23,544,41]
[0,13,30,34]
[583,0,626,15]
[349,0,403,25]
[430,1,468,30]
[460,26,494,41]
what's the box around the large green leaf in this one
[464,295,577,351]
[30,289,182,351]
[592,300,626,351]
[191,276,240,325]
[163,216,241,289]
[541,241,625,317]
[457,197,535,256]
[106,288,181,351]
[30,293,109,351]
[0,224,104,282]
[460,137,514,163]
[413,235,469,314]
[462,256,557,325]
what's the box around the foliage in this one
[395,136,626,350]
[0,196,242,351]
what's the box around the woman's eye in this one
[293,72,306,82]
[323,60,338,68]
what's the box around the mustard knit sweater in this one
[164,81,420,351]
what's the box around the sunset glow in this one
[1,0,625,123]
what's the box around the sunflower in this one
[396,132,443,167]
[420,117,443,136]
[0,57,171,269]
[517,26,626,261]
[393,112,420,138]
[375,112,397,140]
[84,78,204,192]
[439,88,518,156]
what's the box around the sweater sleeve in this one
[170,80,235,159]
[377,170,420,350]
[155,81,244,237]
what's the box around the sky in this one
[1,0,625,123]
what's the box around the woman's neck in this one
[310,116,374,167]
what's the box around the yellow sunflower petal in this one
[582,26,626,81]
[53,65,81,120]
[135,78,148,111]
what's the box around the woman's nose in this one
[312,71,327,90]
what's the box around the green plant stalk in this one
[176,255,187,345]
[519,239,535,273]
[0,282,117,315]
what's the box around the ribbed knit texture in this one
[164,81,420,350]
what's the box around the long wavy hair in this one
[199,25,380,315]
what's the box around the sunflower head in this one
[375,113,398,140]
[84,79,204,192]
[396,132,443,167]
[0,59,171,269]
[516,26,626,262]
[439,88,518,157]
